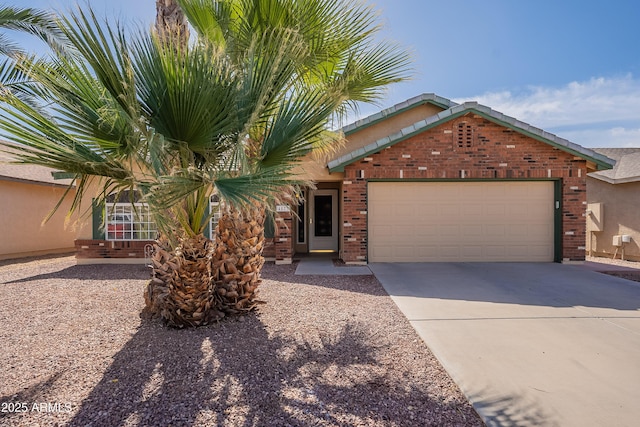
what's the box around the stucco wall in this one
[297,104,446,182]
[0,179,77,260]
[586,177,640,261]
[73,179,102,240]
[341,103,444,158]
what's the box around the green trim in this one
[51,171,76,180]
[554,180,563,263]
[203,203,211,239]
[329,104,614,173]
[367,177,560,183]
[330,109,468,172]
[365,182,370,263]
[343,96,454,136]
[365,179,563,263]
[467,109,612,170]
[92,198,105,240]
[264,211,275,239]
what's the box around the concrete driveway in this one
[369,262,640,427]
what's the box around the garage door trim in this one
[366,179,562,262]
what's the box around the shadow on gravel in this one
[67,314,481,426]
[2,264,150,284]
[0,253,75,269]
[261,264,386,297]
[0,372,66,415]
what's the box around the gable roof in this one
[589,148,640,184]
[341,93,458,136]
[0,146,74,187]
[329,98,615,173]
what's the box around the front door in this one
[309,189,338,251]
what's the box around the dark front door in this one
[309,189,338,251]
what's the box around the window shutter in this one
[203,203,211,239]
[264,211,275,238]
[92,198,105,240]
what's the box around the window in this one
[105,203,157,241]
[208,194,276,240]
[209,194,221,240]
[297,190,306,244]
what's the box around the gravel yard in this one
[0,256,482,427]
[586,255,640,282]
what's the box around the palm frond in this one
[0,5,70,56]
[258,89,339,169]
[0,0,412,248]
[131,34,238,156]
[57,8,137,121]
[0,57,41,107]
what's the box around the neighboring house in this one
[587,148,640,261]
[74,93,614,264]
[0,151,76,260]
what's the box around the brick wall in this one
[75,239,155,260]
[341,113,588,262]
[78,237,278,262]
[274,210,293,264]
[263,237,275,259]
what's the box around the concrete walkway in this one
[369,262,640,427]
[294,255,372,275]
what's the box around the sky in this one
[10,0,640,148]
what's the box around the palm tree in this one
[179,0,410,116]
[155,0,189,46]
[0,5,67,57]
[170,0,412,316]
[0,1,410,327]
[0,5,69,108]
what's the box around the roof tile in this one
[328,95,616,172]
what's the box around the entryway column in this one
[274,208,293,264]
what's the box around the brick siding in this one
[341,113,588,262]
[75,239,155,259]
[263,237,275,259]
[274,210,293,264]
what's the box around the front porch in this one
[272,182,343,264]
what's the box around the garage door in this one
[368,181,555,262]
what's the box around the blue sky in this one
[12,0,640,147]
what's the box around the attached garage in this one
[368,181,557,262]
[326,95,614,264]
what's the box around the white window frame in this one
[209,195,221,240]
[297,190,306,244]
[105,203,157,241]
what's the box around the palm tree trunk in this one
[144,203,267,326]
[211,203,266,316]
[144,234,222,327]
[155,0,189,46]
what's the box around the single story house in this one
[587,148,640,261]
[74,93,614,264]
[0,151,76,260]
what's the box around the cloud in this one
[455,75,640,148]
[561,127,640,148]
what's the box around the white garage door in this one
[368,181,555,262]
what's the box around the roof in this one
[0,146,74,187]
[341,93,458,136]
[589,148,640,184]
[329,98,615,173]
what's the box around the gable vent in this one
[456,122,473,148]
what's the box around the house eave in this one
[329,101,616,173]
[0,174,75,188]
[341,93,458,137]
[588,173,640,185]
